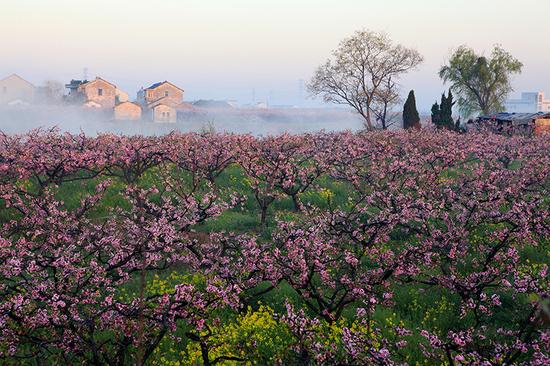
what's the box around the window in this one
[2,86,6,94]
[165,91,169,97]
[98,88,103,96]
[166,112,170,118]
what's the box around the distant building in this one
[83,100,102,109]
[114,101,142,120]
[504,92,550,113]
[65,77,126,109]
[151,104,176,123]
[534,116,550,136]
[137,81,184,122]
[78,77,116,108]
[65,79,88,102]
[255,101,268,109]
[35,81,64,105]
[242,101,268,109]
[0,74,35,105]
[176,102,197,120]
[226,99,239,108]
[192,99,234,109]
[137,81,184,107]
[115,88,129,103]
[147,96,177,109]
[474,112,550,135]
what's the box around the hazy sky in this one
[1,0,549,111]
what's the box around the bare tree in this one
[371,76,401,129]
[308,30,423,130]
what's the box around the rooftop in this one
[144,81,184,92]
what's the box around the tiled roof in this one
[80,77,116,89]
[146,81,165,90]
[0,74,35,88]
[144,81,184,92]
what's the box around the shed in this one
[474,112,548,135]
[534,117,550,136]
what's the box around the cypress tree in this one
[403,90,420,130]
[440,90,455,128]
[431,102,441,126]
[433,89,459,130]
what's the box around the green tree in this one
[432,90,463,132]
[431,101,441,126]
[403,90,420,130]
[439,89,455,128]
[439,45,523,116]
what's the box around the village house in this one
[115,89,129,103]
[65,79,87,102]
[65,77,127,109]
[114,101,142,121]
[137,81,184,122]
[151,104,176,123]
[0,74,35,105]
[137,81,184,107]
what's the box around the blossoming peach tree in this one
[0,129,548,365]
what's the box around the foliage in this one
[439,45,523,116]
[432,89,461,131]
[180,305,294,365]
[402,90,420,130]
[0,128,548,365]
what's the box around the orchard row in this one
[0,129,548,365]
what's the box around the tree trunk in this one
[361,108,374,130]
[136,267,146,366]
[298,347,311,365]
[291,194,301,212]
[260,206,268,226]
[381,102,388,129]
[208,177,219,195]
[200,342,211,366]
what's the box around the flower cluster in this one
[0,128,548,365]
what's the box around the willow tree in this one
[439,45,523,116]
[308,30,423,130]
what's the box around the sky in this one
[1,0,549,112]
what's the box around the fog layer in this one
[0,106,369,136]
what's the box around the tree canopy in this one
[308,30,423,130]
[403,90,420,129]
[439,45,523,116]
[432,89,459,131]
